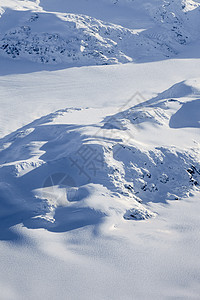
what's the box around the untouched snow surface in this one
[0,1,200,300]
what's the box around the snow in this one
[170,98,200,128]
[1,0,200,66]
[0,1,200,299]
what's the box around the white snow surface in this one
[0,1,200,300]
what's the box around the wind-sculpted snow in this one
[0,82,199,233]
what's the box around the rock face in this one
[0,0,200,66]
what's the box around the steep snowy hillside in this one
[0,0,200,66]
[0,79,199,230]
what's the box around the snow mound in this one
[0,83,199,232]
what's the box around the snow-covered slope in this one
[0,0,200,66]
[0,78,199,228]
[1,60,200,300]
[1,1,200,300]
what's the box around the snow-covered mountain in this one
[0,0,200,66]
[0,78,199,227]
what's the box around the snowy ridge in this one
[0,0,200,65]
[0,11,133,65]
[0,79,199,226]
[0,10,173,65]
